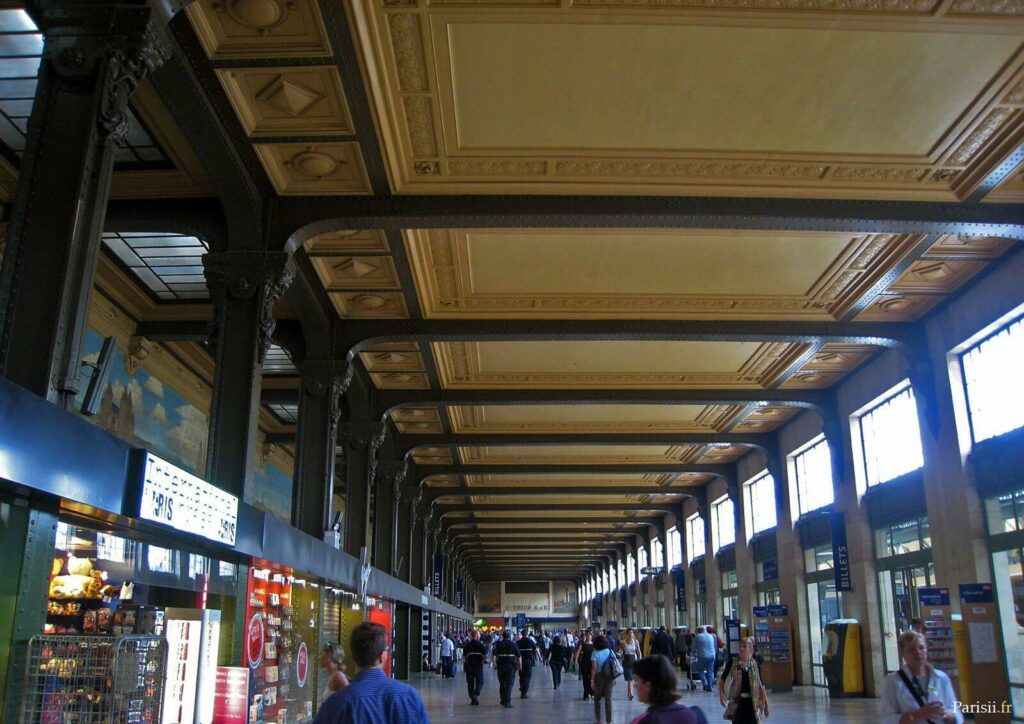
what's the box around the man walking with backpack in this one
[590,635,622,724]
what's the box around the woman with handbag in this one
[717,637,769,723]
[618,628,640,701]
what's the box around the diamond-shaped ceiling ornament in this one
[257,76,324,117]
[338,257,380,278]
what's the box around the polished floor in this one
[410,664,877,722]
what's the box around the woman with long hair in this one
[574,630,596,700]
[630,654,705,724]
[717,637,769,723]
[618,628,640,701]
[317,641,350,696]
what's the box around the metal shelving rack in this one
[20,634,167,723]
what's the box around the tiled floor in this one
[410,666,878,722]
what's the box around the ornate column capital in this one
[204,250,294,363]
[39,3,171,143]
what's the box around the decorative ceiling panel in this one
[187,0,332,59]
[448,403,742,433]
[305,230,389,254]
[780,344,876,388]
[254,142,371,195]
[351,1,1024,197]
[407,229,927,319]
[732,405,801,432]
[457,444,704,465]
[310,255,401,291]
[433,340,810,389]
[695,445,749,463]
[391,406,444,433]
[411,447,453,464]
[217,66,354,136]
[358,343,424,372]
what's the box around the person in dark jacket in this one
[650,626,676,661]
[629,654,708,724]
[491,630,521,708]
[462,630,488,705]
[517,630,540,698]
[549,634,569,690]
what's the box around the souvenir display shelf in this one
[20,634,167,723]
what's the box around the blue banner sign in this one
[640,566,664,576]
[917,586,949,606]
[752,606,769,618]
[593,592,604,617]
[619,587,627,612]
[830,512,852,592]
[515,612,526,630]
[455,578,464,609]
[762,559,778,581]
[959,583,994,603]
[767,604,788,617]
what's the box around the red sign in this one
[296,642,309,688]
[246,613,264,668]
[213,666,249,724]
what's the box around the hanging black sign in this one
[830,512,852,592]
[673,566,687,612]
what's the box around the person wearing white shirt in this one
[881,631,962,724]
[440,633,456,679]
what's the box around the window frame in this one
[791,435,835,517]
[853,381,924,489]
[743,470,777,538]
[712,495,736,553]
[958,314,1024,446]
[686,513,706,562]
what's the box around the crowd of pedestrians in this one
[304,611,962,724]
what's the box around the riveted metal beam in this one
[424,485,697,501]
[414,462,733,484]
[441,516,659,527]
[375,388,828,417]
[272,195,1024,240]
[435,502,676,516]
[340,319,908,357]
[399,432,768,457]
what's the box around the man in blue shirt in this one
[314,622,430,724]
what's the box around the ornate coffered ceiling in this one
[351,0,1024,198]
[433,340,810,389]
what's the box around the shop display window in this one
[244,567,321,722]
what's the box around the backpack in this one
[599,649,623,680]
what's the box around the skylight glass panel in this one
[0,10,171,169]
[264,345,298,375]
[268,403,298,424]
[101,232,209,301]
